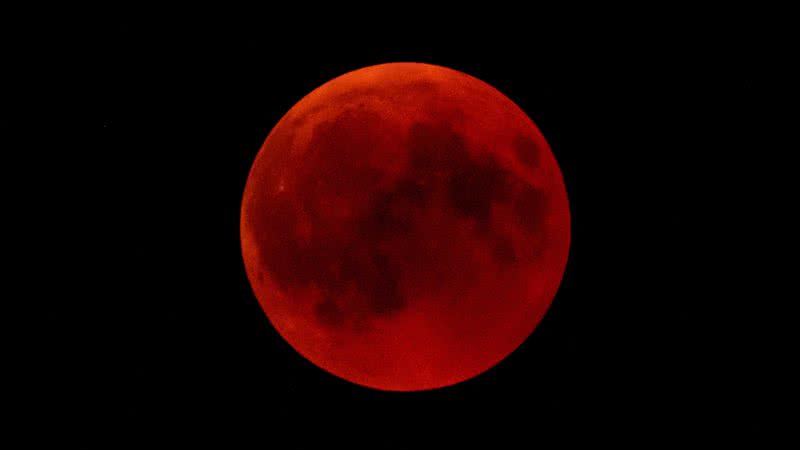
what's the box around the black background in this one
[105,13,765,443]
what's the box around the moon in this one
[241,63,570,391]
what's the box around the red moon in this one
[241,63,570,391]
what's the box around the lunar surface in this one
[241,63,570,391]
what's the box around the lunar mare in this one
[241,63,570,391]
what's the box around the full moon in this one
[241,63,570,391]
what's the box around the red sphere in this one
[241,63,570,391]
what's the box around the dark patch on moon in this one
[359,190,415,238]
[394,177,431,207]
[514,185,549,233]
[248,113,544,330]
[368,252,404,315]
[447,153,511,232]
[514,134,541,168]
[492,234,517,264]
[406,122,511,232]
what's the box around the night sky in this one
[105,13,766,443]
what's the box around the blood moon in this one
[241,63,570,391]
